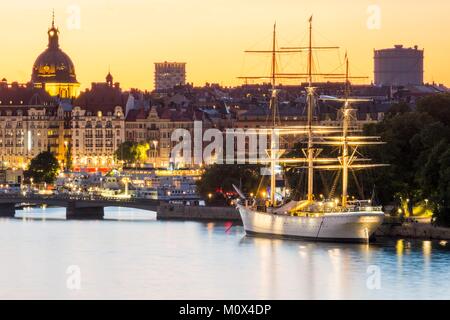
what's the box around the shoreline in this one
[375,223,450,241]
[7,204,450,241]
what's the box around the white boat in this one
[236,18,386,243]
[237,203,384,242]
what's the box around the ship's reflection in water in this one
[1,207,449,299]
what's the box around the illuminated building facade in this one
[71,75,126,171]
[0,82,65,168]
[31,16,80,98]
[125,106,206,168]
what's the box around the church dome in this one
[31,18,78,84]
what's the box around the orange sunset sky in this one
[0,0,449,91]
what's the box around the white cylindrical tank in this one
[374,45,423,86]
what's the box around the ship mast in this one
[239,19,387,211]
[239,23,305,207]
[269,23,277,206]
[280,16,341,203]
[341,54,350,207]
[306,16,314,202]
[319,53,387,208]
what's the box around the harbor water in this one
[0,207,449,299]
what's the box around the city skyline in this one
[1,0,449,91]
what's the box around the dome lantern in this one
[48,11,60,49]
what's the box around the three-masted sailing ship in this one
[235,17,386,242]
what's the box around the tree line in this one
[364,94,450,226]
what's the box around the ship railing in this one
[305,206,383,213]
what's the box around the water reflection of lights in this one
[224,222,233,234]
[396,239,404,278]
[298,245,307,257]
[327,248,344,299]
[206,222,215,237]
[328,248,341,269]
[253,237,280,299]
[439,240,447,247]
[328,248,341,268]
[423,240,432,258]
[396,239,404,256]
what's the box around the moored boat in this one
[235,17,386,242]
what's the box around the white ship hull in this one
[237,205,384,243]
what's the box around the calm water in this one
[0,206,449,300]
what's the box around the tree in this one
[134,142,150,163]
[196,164,265,204]
[385,102,411,117]
[24,151,60,185]
[363,112,434,206]
[115,141,150,165]
[115,141,135,164]
[362,93,450,224]
[423,145,450,226]
[416,94,450,126]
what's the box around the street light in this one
[60,140,69,173]
[122,177,130,196]
[152,140,158,168]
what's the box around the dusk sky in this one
[1,0,449,90]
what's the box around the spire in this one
[48,10,59,49]
[106,67,113,87]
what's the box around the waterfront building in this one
[154,62,186,91]
[125,105,206,168]
[71,74,126,172]
[31,15,80,98]
[374,45,424,86]
[0,82,65,168]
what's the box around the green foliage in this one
[115,141,150,164]
[386,102,411,117]
[434,147,450,226]
[24,151,60,184]
[416,93,450,126]
[364,112,434,204]
[196,164,265,202]
[364,94,450,226]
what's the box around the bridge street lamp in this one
[122,177,131,197]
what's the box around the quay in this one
[157,203,241,222]
[375,222,450,241]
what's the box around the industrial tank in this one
[374,45,423,86]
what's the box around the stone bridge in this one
[0,194,162,219]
